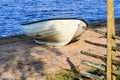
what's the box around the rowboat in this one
[22,18,88,46]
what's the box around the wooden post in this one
[107,0,116,80]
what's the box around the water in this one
[0,0,120,38]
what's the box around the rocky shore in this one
[0,19,120,80]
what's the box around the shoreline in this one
[0,18,120,40]
[0,19,120,79]
[90,18,120,27]
[0,18,120,38]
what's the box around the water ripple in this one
[0,0,120,37]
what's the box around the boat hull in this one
[22,18,87,46]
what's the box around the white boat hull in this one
[22,18,87,46]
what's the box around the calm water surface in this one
[0,0,120,37]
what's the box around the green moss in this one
[46,70,80,80]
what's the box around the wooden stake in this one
[81,60,120,76]
[79,71,104,80]
[107,0,116,80]
[81,51,120,66]
[83,27,120,40]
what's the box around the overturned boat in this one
[22,18,88,46]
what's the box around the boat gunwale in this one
[21,18,88,27]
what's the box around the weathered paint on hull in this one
[22,18,87,46]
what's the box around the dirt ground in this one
[0,20,120,80]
